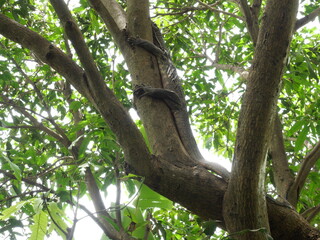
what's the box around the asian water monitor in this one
[127,23,230,180]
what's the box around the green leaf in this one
[78,135,91,157]
[135,184,172,210]
[47,202,68,237]
[295,125,309,152]
[32,198,43,213]
[202,220,217,235]
[0,0,5,8]
[0,153,22,181]
[0,201,28,220]
[29,211,48,240]
[304,54,319,81]
[287,120,305,136]
[69,101,82,111]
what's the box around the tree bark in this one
[223,1,299,239]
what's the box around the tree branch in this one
[295,7,320,31]
[301,204,320,223]
[0,97,71,148]
[50,0,106,100]
[287,140,320,206]
[0,13,152,175]
[0,167,132,239]
[88,0,127,51]
[0,45,76,153]
[0,169,52,192]
[195,0,244,21]
[269,115,294,199]
[238,0,259,44]
[114,152,124,232]
[84,167,135,240]
[223,0,299,238]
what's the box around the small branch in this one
[67,187,80,240]
[78,204,136,240]
[143,210,152,240]
[0,190,45,203]
[114,152,123,231]
[44,199,68,237]
[34,156,75,179]
[195,0,244,21]
[238,0,259,44]
[0,42,48,109]
[269,115,294,199]
[0,42,74,153]
[0,97,71,148]
[1,167,133,239]
[295,7,320,31]
[287,140,320,206]
[301,204,320,222]
[154,6,205,16]
[0,169,51,192]
[85,167,133,240]
[0,125,38,130]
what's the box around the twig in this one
[301,204,320,222]
[44,198,68,237]
[195,0,243,21]
[114,152,124,231]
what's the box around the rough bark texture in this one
[223,1,299,239]
[270,115,294,198]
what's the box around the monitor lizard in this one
[126,23,230,180]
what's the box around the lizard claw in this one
[133,85,146,98]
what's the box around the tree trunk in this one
[223,1,299,239]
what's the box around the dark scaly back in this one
[151,23,205,162]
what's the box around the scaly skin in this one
[128,24,231,180]
[127,25,203,162]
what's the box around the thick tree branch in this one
[269,115,295,199]
[223,0,299,239]
[0,13,152,176]
[295,7,320,31]
[50,0,106,101]
[287,140,320,206]
[100,0,127,30]
[88,0,128,52]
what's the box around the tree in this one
[0,0,319,239]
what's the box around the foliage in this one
[0,0,319,239]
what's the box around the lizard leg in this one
[134,85,181,111]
